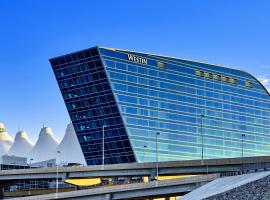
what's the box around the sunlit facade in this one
[50,47,270,165]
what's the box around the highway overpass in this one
[1,156,270,181]
[10,174,219,200]
[1,156,270,199]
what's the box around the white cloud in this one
[256,65,270,93]
[261,65,270,69]
[258,77,269,85]
[257,76,270,93]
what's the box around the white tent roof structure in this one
[55,123,86,165]
[29,127,59,162]
[0,122,86,165]
[8,131,34,157]
[0,122,14,156]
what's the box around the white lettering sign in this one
[127,54,147,64]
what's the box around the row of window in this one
[54,60,103,78]
[195,70,253,88]
[66,95,113,110]
[74,116,123,131]
[59,71,107,90]
[113,83,270,116]
[102,48,253,84]
[135,145,266,162]
[131,136,270,157]
[121,104,270,127]
[107,65,268,103]
[81,146,133,156]
[111,78,270,111]
[128,126,270,145]
[70,105,119,121]
[106,60,263,96]
[62,83,111,100]
[132,136,269,154]
[86,154,135,165]
[80,140,131,152]
[103,50,260,93]
[50,47,99,67]
[127,121,270,145]
[124,111,270,135]
[115,87,270,130]
[124,113,269,136]
[77,127,127,140]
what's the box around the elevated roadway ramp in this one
[10,174,219,200]
[182,171,270,200]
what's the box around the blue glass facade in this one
[50,47,270,165]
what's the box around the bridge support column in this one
[0,187,4,199]
[150,169,157,181]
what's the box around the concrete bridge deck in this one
[0,156,270,181]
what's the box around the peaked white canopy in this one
[29,127,59,162]
[8,131,33,157]
[55,123,86,165]
[0,122,14,156]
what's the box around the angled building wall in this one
[50,47,136,165]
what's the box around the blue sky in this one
[0,0,270,142]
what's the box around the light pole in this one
[156,132,160,183]
[56,150,61,199]
[200,114,205,165]
[29,158,33,168]
[102,125,107,169]
[241,134,246,166]
[27,158,33,196]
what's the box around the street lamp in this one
[241,134,246,166]
[56,150,61,199]
[102,124,107,169]
[156,132,160,183]
[200,114,205,165]
[29,158,33,168]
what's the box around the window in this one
[229,78,237,85]
[204,72,213,79]
[221,76,229,82]
[245,81,253,88]
[195,70,203,77]
[204,72,209,78]
[157,61,168,69]
[213,74,221,81]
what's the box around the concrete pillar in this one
[104,193,111,200]
[0,187,4,199]
[150,169,157,181]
